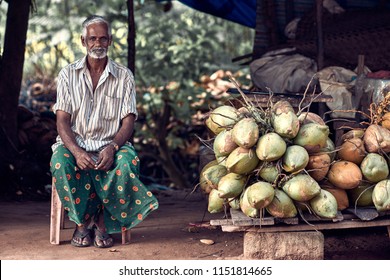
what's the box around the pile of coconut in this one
[199,91,390,220]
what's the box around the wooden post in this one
[316,0,324,70]
[127,0,136,75]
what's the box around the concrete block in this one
[243,231,324,260]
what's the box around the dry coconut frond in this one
[370,92,390,125]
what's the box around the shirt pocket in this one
[100,94,122,121]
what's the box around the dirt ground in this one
[1,188,390,260]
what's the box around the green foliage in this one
[133,1,253,143]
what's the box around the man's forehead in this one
[86,22,109,33]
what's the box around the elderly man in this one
[50,15,158,248]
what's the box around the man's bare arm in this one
[56,110,96,170]
[96,113,136,171]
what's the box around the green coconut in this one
[372,179,390,212]
[217,172,247,198]
[271,100,300,139]
[360,153,389,183]
[225,147,259,174]
[208,189,225,213]
[341,129,365,142]
[310,189,338,219]
[282,173,321,202]
[282,145,309,173]
[266,189,297,218]
[255,132,287,161]
[258,163,279,183]
[199,160,223,194]
[293,123,329,153]
[298,112,326,125]
[231,117,259,149]
[213,129,238,156]
[348,182,374,207]
[201,164,228,190]
[246,181,275,209]
[206,105,240,135]
[321,183,350,210]
[240,187,259,218]
[228,197,241,210]
[319,137,336,162]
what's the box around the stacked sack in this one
[200,99,390,220]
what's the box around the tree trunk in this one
[0,0,31,185]
[127,0,135,75]
[154,98,191,189]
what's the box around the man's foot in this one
[93,226,114,248]
[70,226,92,247]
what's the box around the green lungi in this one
[50,144,159,234]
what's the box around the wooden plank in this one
[230,208,255,226]
[301,211,344,222]
[230,209,275,226]
[210,218,232,226]
[220,218,390,233]
[275,217,299,225]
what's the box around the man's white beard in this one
[88,47,108,59]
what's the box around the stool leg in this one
[122,230,131,245]
[50,183,62,245]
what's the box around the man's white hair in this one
[82,15,111,38]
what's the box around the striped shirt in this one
[51,56,138,152]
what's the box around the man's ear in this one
[81,35,86,47]
[108,35,113,46]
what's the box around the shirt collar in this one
[75,56,118,78]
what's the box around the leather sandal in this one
[70,227,92,247]
[93,227,114,248]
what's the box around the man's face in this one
[82,22,112,59]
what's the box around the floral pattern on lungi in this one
[50,144,159,234]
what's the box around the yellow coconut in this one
[306,153,331,182]
[363,124,390,153]
[337,137,366,165]
[327,160,362,189]
[380,112,390,129]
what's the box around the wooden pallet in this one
[210,208,390,236]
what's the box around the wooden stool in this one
[49,183,131,245]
